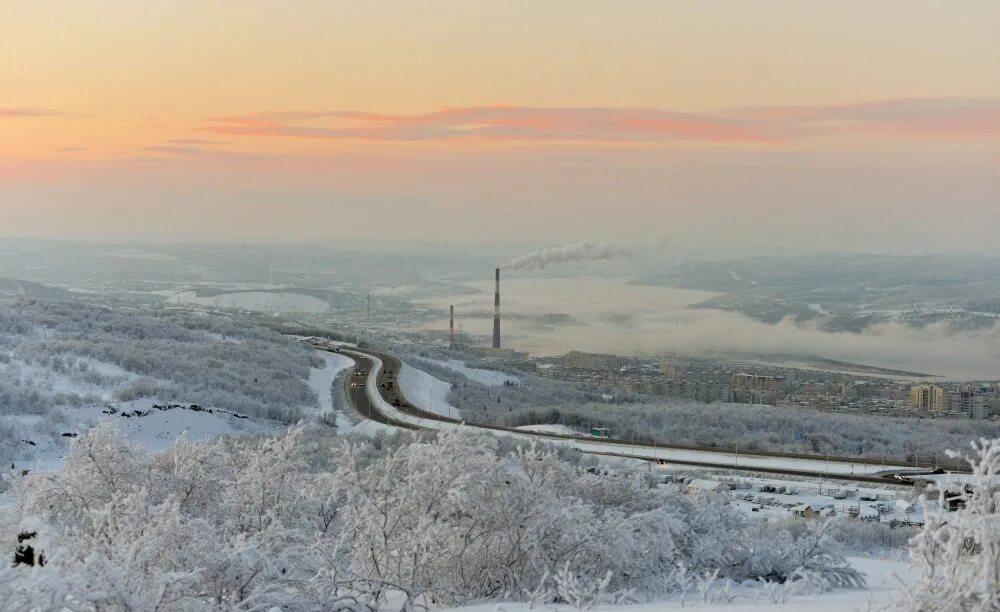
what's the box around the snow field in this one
[438,358,520,386]
[12,398,279,473]
[305,349,354,414]
[397,360,462,419]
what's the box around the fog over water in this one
[414,278,1000,381]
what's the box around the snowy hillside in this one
[12,398,278,473]
[0,299,323,468]
[305,349,354,415]
[435,358,520,386]
[398,361,462,419]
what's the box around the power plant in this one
[492,267,501,349]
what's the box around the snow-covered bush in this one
[483,399,1000,465]
[825,516,917,558]
[0,299,325,465]
[0,424,864,609]
[893,438,1000,611]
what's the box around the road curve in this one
[317,341,936,484]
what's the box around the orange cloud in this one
[200,99,1000,146]
[202,106,779,144]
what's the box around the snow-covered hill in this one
[0,300,324,469]
[12,398,279,473]
[398,361,462,419]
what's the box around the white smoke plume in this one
[502,241,633,270]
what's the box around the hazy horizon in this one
[3,1,998,255]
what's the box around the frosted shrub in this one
[893,438,1000,611]
[1,424,869,609]
[551,563,612,610]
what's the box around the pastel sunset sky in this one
[3,1,998,253]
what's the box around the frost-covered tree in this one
[893,438,1000,611]
[0,423,866,610]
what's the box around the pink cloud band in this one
[200,98,1000,144]
[202,106,778,143]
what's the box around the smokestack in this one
[492,268,501,349]
[449,305,455,349]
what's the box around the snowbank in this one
[306,349,354,414]
[516,424,580,436]
[398,361,462,419]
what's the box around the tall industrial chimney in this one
[492,268,501,349]
[449,305,455,349]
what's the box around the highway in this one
[323,342,928,484]
[342,352,418,431]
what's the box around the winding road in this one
[317,341,940,485]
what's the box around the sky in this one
[2,1,998,254]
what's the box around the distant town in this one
[307,307,1000,421]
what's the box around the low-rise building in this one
[791,504,818,519]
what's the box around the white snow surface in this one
[397,361,462,419]
[13,398,279,473]
[442,556,913,611]
[334,412,397,437]
[515,424,580,436]
[306,349,354,415]
[352,352,912,477]
[437,359,520,386]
